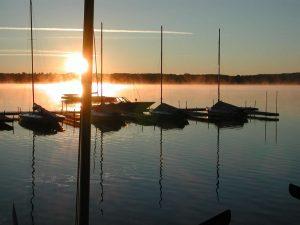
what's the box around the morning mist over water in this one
[1,0,300,224]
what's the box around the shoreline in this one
[0,72,300,85]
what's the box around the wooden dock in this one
[0,101,280,130]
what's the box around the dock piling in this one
[275,91,278,114]
[265,91,268,112]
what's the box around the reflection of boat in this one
[125,112,189,130]
[156,117,189,130]
[19,120,63,135]
[209,114,247,129]
[289,183,300,200]
[92,117,126,133]
[199,209,231,225]
[19,0,64,130]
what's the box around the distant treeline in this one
[1,72,300,84]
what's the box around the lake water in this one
[0,82,300,225]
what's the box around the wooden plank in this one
[250,111,279,117]
[183,108,206,112]
[248,115,279,121]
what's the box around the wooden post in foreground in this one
[77,0,94,224]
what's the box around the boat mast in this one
[77,0,94,224]
[160,25,163,104]
[217,28,221,102]
[30,0,35,107]
[100,22,103,104]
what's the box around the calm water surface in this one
[0,83,299,225]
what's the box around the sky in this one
[0,0,299,75]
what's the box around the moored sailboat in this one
[150,25,188,119]
[206,29,247,121]
[19,0,64,131]
[91,23,153,120]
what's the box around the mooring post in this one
[185,101,187,109]
[73,109,76,125]
[77,0,94,224]
[275,91,278,114]
[265,91,268,112]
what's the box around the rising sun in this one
[64,52,88,75]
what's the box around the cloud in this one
[0,49,73,57]
[0,27,192,35]
[0,53,68,57]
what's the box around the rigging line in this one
[93,31,99,95]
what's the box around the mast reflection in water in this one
[31,134,36,225]
[216,127,220,202]
[159,127,163,208]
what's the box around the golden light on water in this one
[64,52,88,75]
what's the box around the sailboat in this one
[150,26,188,119]
[91,23,154,120]
[206,29,247,121]
[19,0,64,130]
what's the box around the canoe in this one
[289,183,300,200]
[199,210,231,225]
[12,203,18,225]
